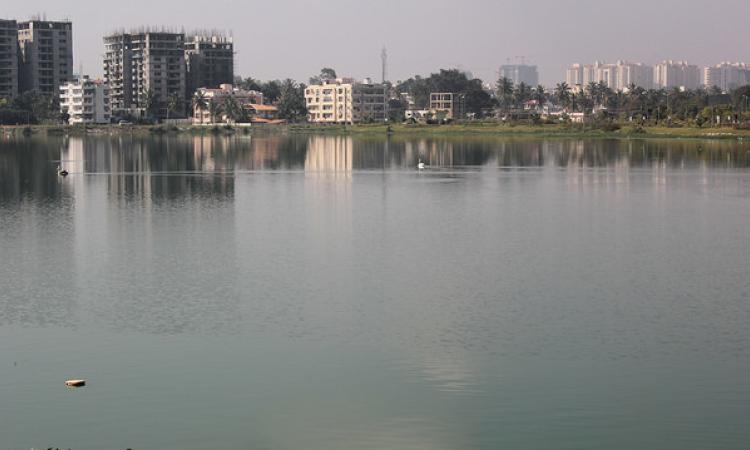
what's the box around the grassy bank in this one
[4,122,750,140]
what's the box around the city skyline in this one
[4,0,750,86]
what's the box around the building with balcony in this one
[429,92,465,120]
[103,30,186,118]
[305,78,387,124]
[60,77,111,124]
[0,19,18,99]
[566,61,653,91]
[17,19,73,96]
[654,61,701,90]
[703,62,750,92]
[185,34,234,98]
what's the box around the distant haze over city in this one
[5,0,750,85]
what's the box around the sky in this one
[5,0,750,86]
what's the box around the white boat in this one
[65,379,86,387]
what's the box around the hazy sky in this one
[5,0,750,86]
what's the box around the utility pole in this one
[381,46,387,84]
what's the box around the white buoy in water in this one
[65,379,86,387]
[418,159,425,170]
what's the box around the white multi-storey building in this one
[566,61,653,91]
[703,62,750,92]
[305,78,387,124]
[60,77,111,124]
[654,61,701,90]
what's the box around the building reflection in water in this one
[305,135,353,175]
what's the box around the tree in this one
[208,100,223,124]
[261,80,282,104]
[310,68,337,85]
[495,77,514,112]
[239,77,263,92]
[276,79,308,122]
[166,94,182,120]
[513,82,531,107]
[222,96,244,123]
[533,85,547,107]
[554,82,571,109]
[140,89,157,119]
[192,91,208,123]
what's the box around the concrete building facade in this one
[17,20,73,96]
[429,92,465,120]
[60,77,111,124]
[703,62,750,92]
[499,64,539,87]
[0,19,18,99]
[653,61,700,90]
[185,34,234,97]
[305,78,387,124]
[103,31,187,118]
[566,61,653,91]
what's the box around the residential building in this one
[654,61,700,90]
[192,84,263,124]
[0,19,18,99]
[59,77,111,124]
[567,61,653,91]
[429,92,465,120]
[185,34,234,97]
[103,30,187,118]
[305,78,387,124]
[17,19,73,95]
[499,64,538,86]
[703,62,750,92]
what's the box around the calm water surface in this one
[1,133,749,450]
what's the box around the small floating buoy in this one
[418,159,425,170]
[65,379,86,387]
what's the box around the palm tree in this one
[222,96,242,124]
[514,82,530,108]
[140,89,156,120]
[533,85,547,108]
[208,100,223,124]
[495,76,514,112]
[192,91,209,124]
[555,82,572,109]
[166,93,182,121]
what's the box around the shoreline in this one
[2,122,750,141]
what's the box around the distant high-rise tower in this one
[499,64,538,87]
[0,19,19,99]
[17,19,73,95]
[381,46,387,84]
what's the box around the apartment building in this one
[192,84,263,124]
[429,92,465,120]
[653,61,700,90]
[0,19,18,99]
[305,78,387,124]
[103,30,186,118]
[499,64,539,87]
[566,61,653,91]
[60,77,111,124]
[17,20,73,95]
[185,34,234,97]
[703,62,750,92]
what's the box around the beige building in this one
[566,61,653,91]
[429,92,465,120]
[305,78,387,124]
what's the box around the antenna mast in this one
[381,46,387,84]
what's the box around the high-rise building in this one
[17,19,73,96]
[566,61,653,91]
[185,34,234,97]
[653,61,700,90]
[499,65,539,87]
[103,30,187,118]
[305,78,387,124]
[0,19,18,99]
[59,77,111,124]
[703,62,750,92]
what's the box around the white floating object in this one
[65,379,86,387]
[418,162,425,170]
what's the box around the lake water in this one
[1,133,749,450]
